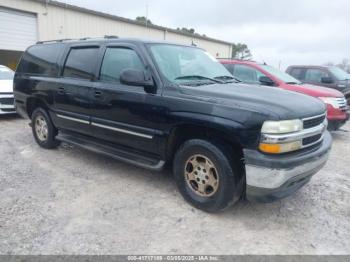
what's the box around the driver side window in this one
[100,47,144,83]
[233,64,266,84]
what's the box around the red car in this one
[220,59,348,130]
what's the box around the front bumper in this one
[0,94,16,114]
[244,131,332,202]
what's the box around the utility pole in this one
[145,3,149,28]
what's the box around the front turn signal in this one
[259,141,302,154]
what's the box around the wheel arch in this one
[26,97,49,118]
[165,122,245,166]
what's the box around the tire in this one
[31,107,60,149]
[173,139,242,212]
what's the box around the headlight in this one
[260,119,303,154]
[318,97,340,109]
[261,119,303,134]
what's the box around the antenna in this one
[259,54,266,65]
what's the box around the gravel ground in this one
[0,115,349,255]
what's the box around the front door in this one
[89,44,164,155]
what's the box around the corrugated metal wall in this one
[0,0,232,57]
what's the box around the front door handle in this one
[94,90,102,98]
[58,87,65,95]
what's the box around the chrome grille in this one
[303,113,326,129]
[302,134,322,146]
[336,97,348,111]
[0,97,14,105]
[301,113,326,147]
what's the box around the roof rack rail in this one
[104,35,119,39]
[36,35,119,44]
[36,38,73,44]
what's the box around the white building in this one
[0,0,233,70]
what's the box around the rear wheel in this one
[173,139,242,212]
[31,108,60,149]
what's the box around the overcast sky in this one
[63,0,350,69]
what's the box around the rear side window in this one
[289,68,303,80]
[17,43,64,76]
[63,47,99,80]
[304,69,329,83]
[100,47,144,83]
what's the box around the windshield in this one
[149,44,233,85]
[260,64,301,84]
[0,67,14,80]
[328,67,350,80]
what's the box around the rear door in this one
[52,45,100,136]
[303,68,337,88]
[89,43,163,155]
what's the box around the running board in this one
[56,132,165,171]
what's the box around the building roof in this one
[33,0,233,46]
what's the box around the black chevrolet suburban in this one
[14,38,332,212]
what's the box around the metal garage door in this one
[0,7,37,51]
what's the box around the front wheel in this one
[173,139,242,212]
[31,108,60,149]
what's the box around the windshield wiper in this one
[214,75,241,83]
[175,75,224,84]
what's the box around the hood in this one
[282,83,343,97]
[180,83,326,120]
[0,80,13,93]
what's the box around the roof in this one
[36,37,206,50]
[32,0,233,46]
[287,65,332,69]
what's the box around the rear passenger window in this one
[63,47,99,80]
[17,43,64,76]
[304,69,329,83]
[100,48,144,83]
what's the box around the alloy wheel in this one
[184,154,219,197]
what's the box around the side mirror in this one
[259,76,275,86]
[321,77,334,84]
[120,69,154,88]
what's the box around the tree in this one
[136,16,152,25]
[176,27,196,34]
[325,59,350,73]
[337,58,350,73]
[231,43,252,60]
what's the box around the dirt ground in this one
[0,115,349,255]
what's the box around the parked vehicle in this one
[220,60,348,131]
[286,65,350,106]
[0,65,16,114]
[14,38,331,212]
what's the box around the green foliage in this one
[176,27,196,34]
[231,43,252,60]
[136,16,152,25]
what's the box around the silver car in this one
[0,65,16,114]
